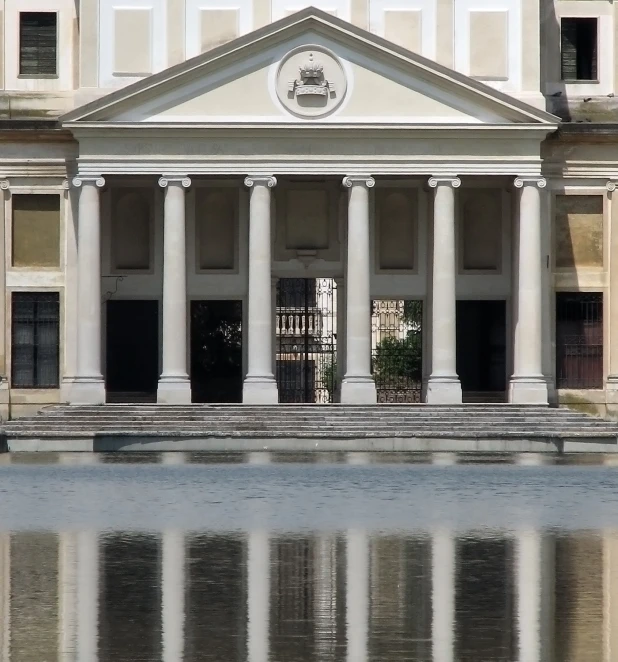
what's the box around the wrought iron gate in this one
[276,278,337,403]
[371,300,423,403]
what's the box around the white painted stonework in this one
[5,4,618,415]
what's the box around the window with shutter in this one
[561,17,598,81]
[19,12,58,76]
[11,293,60,388]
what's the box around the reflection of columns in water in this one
[162,530,185,662]
[431,529,456,662]
[603,528,618,662]
[247,530,270,662]
[346,529,369,662]
[59,532,79,662]
[77,530,99,661]
[0,533,9,662]
[77,454,99,662]
[314,535,338,657]
[515,453,553,662]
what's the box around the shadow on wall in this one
[541,0,570,121]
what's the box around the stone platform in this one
[2,404,618,453]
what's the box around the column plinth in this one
[426,176,462,404]
[71,176,106,404]
[243,176,278,404]
[341,176,377,404]
[157,176,191,404]
[509,177,549,404]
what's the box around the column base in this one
[508,377,549,405]
[243,377,279,404]
[340,377,377,404]
[157,377,192,404]
[426,377,462,404]
[71,378,106,405]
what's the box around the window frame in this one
[560,16,599,84]
[18,11,59,79]
[10,291,60,389]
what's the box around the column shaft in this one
[606,182,618,412]
[157,176,191,404]
[71,177,105,404]
[509,177,548,404]
[426,177,461,404]
[243,176,278,404]
[341,176,376,404]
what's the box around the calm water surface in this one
[0,451,617,661]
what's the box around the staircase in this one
[2,404,618,452]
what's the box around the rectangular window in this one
[556,292,603,389]
[19,12,58,76]
[11,293,60,388]
[12,195,61,268]
[561,17,598,81]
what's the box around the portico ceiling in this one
[62,8,559,177]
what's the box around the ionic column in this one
[243,176,278,404]
[509,177,549,404]
[341,176,377,404]
[606,182,618,411]
[157,176,191,404]
[426,177,462,404]
[71,176,106,405]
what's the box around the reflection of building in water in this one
[5,463,618,662]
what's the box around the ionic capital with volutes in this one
[72,176,106,188]
[244,175,277,189]
[342,175,375,189]
[428,176,461,189]
[158,175,191,189]
[514,176,547,189]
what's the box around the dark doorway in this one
[190,300,242,403]
[276,278,337,403]
[106,300,159,401]
[456,300,507,401]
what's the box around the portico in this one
[62,9,558,407]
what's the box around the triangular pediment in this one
[62,8,558,127]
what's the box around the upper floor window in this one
[561,17,598,82]
[19,12,57,76]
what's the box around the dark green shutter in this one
[19,12,57,76]
[561,18,578,80]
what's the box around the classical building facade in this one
[1,0,618,415]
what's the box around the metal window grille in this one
[561,17,597,81]
[276,278,336,403]
[371,300,423,402]
[556,292,603,389]
[11,292,60,388]
[19,12,57,76]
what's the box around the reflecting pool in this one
[1,451,618,661]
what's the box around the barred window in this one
[11,293,60,388]
[561,17,597,82]
[556,292,603,389]
[19,12,58,76]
